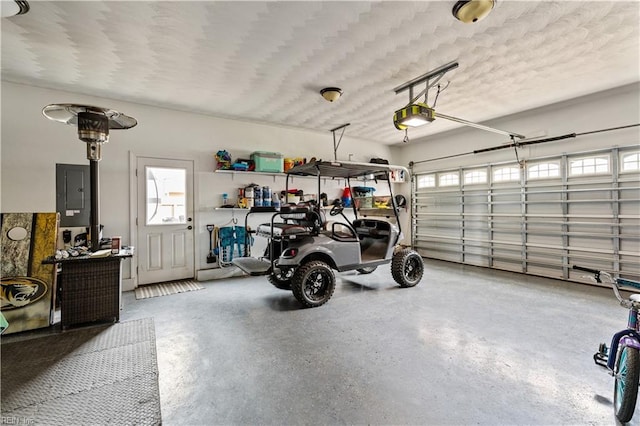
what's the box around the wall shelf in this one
[214,169,315,183]
[213,169,405,184]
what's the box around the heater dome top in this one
[42,103,137,130]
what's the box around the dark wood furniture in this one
[44,253,131,329]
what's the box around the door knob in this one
[187,217,192,222]
[187,225,193,230]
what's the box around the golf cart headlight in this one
[282,248,298,259]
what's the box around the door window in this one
[146,167,186,225]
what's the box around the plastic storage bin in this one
[353,186,375,209]
[251,151,284,173]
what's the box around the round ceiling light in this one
[1,0,29,18]
[452,0,496,23]
[320,87,343,102]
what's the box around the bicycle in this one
[573,265,640,423]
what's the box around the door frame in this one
[129,152,197,289]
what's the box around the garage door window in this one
[438,172,459,187]
[621,152,640,172]
[493,166,520,182]
[569,156,609,176]
[528,162,560,179]
[417,174,436,188]
[464,169,487,185]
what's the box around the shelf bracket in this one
[330,123,350,161]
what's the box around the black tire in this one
[391,248,424,288]
[290,260,335,308]
[614,345,640,423]
[356,266,377,274]
[267,269,292,290]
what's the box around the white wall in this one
[1,81,392,288]
[389,83,640,238]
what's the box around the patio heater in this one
[42,104,137,251]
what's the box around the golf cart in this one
[232,159,424,308]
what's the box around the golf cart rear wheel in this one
[356,266,377,274]
[392,248,424,288]
[291,260,335,308]
[267,270,292,290]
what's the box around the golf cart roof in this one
[286,160,408,179]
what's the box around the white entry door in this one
[136,157,194,285]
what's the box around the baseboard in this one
[122,278,135,292]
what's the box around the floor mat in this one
[134,279,204,299]
[1,318,161,425]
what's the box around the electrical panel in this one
[56,163,90,227]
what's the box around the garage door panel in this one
[527,247,565,263]
[620,254,640,278]
[464,254,490,267]
[568,250,614,272]
[567,204,612,216]
[491,219,520,230]
[492,232,522,243]
[416,243,460,263]
[492,258,522,272]
[621,238,640,252]
[527,264,564,279]
[527,235,563,246]
[464,219,487,230]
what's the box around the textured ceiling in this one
[2,1,639,145]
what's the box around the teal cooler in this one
[251,151,284,173]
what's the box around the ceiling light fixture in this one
[452,0,496,23]
[1,0,29,18]
[320,87,343,102]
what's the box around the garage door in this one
[412,147,639,281]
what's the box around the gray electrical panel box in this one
[56,163,90,227]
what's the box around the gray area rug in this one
[135,279,204,299]
[1,318,161,425]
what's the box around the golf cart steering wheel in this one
[330,203,344,216]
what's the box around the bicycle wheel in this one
[614,345,640,423]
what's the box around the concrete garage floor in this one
[121,258,636,425]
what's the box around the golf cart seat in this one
[256,206,321,238]
[353,219,391,239]
[321,221,359,242]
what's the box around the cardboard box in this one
[251,151,283,173]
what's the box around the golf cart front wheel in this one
[291,260,335,308]
[614,345,640,423]
[391,248,424,288]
